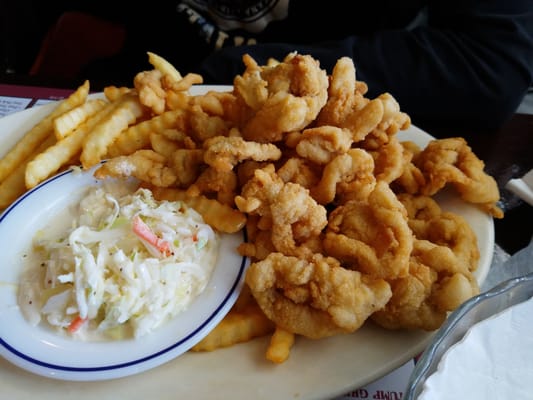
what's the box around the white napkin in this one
[418,296,533,400]
[505,169,533,206]
[417,243,533,400]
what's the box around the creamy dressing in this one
[18,182,219,341]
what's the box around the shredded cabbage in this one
[20,185,219,339]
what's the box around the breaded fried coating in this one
[245,253,392,339]
[186,166,238,206]
[391,141,426,194]
[134,69,166,115]
[315,56,368,127]
[358,93,411,149]
[170,148,204,187]
[203,135,282,172]
[368,136,409,183]
[189,103,232,142]
[277,157,321,189]
[398,193,480,273]
[414,137,503,218]
[371,257,445,331]
[235,165,327,258]
[235,53,329,143]
[310,148,376,205]
[94,149,176,187]
[342,97,384,143]
[295,126,353,164]
[371,238,479,331]
[323,181,413,280]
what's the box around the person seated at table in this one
[26,0,533,130]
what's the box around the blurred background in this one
[1,2,193,90]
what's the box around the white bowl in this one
[0,164,249,381]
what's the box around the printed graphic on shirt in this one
[178,0,288,49]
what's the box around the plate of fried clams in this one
[0,51,501,399]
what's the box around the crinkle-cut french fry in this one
[107,109,189,157]
[0,80,89,183]
[104,85,132,102]
[53,98,107,140]
[25,101,116,189]
[266,326,295,364]
[150,187,246,234]
[190,304,275,352]
[80,93,144,169]
[0,134,56,210]
[147,51,182,82]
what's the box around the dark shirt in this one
[186,0,533,129]
[33,0,533,130]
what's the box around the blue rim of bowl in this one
[0,165,249,374]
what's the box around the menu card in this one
[0,84,75,118]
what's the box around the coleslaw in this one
[18,184,220,340]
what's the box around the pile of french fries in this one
[0,53,190,209]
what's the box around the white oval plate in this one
[0,163,249,381]
[0,86,494,399]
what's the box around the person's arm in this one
[199,0,533,129]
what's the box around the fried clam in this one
[371,194,481,331]
[234,52,329,143]
[185,166,238,206]
[323,181,413,280]
[235,165,328,259]
[367,135,410,184]
[294,125,354,165]
[202,135,282,172]
[391,140,426,194]
[315,56,369,127]
[413,137,503,218]
[356,92,411,150]
[371,238,479,331]
[397,193,480,274]
[245,252,392,339]
[310,148,376,205]
[94,149,177,187]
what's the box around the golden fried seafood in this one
[370,256,445,331]
[391,140,426,194]
[294,125,353,164]
[414,137,503,218]
[94,149,176,187]
[186,166,237,206]
[245,252,392,339]
[203,135,282,172]
[368,136,408,183]
[189,103,232,142]
[323,181,413,280]
[276,157,321,189]
[315,56,368,127]
[371,238,479,331]
[234,53,329,143]
[310,148,376,205]
[134,69,167,115]
[170,148,205,188]
[398,193,480,273]
[358,93,411,149]
[2,51,504,365]
[236,165,328,258]
[341,97,384,143]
